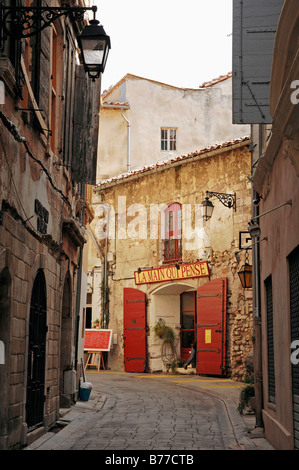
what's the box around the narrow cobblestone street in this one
[73,374,236,450]
[25,371,275,453]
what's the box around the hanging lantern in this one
[77,19,111,79]
[201,196,214,221]
[238,251,253,288]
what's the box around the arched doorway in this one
[26,269,47,430]
[150,282,195,371]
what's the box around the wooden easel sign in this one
[84,329,113,371]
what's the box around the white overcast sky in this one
[92,0,233,92]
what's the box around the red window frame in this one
[164,203,182,263]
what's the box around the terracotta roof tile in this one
[102,101,130,107]
[96,135,250,189]
[199,72,232,88]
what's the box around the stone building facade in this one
[0,0,101,450]
[91,136,253,381]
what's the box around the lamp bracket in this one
[0,4,97,49]
[206,191,236,211]
[251,199,292,221]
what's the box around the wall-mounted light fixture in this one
[0,4,110,79]
[238,250,253,289]
[201,191,236,221]
[138,266,153,274]
[77,17,111,79]
[248,199,292,238]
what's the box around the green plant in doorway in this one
[101,279,110,328]
[153,319,175,344]
[153,319,178,372]
[170,359,180,374]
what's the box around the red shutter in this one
[123,288,147,372]
[196,278,227,376]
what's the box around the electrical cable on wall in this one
[0,110,72,212]
[0,131,40,237]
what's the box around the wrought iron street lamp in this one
[201,195,215,221]
[77,18,111,79]
[0,4,110,79]
[201,190,236,221]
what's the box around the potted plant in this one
[238,371,255,414]
[153,319,174,343]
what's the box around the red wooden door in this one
[123,288,147,372]
[196,278,227,376]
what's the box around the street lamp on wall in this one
[201,195,215,221]
[77,18,111,79]
[0,4,110,79]
[201,191,236,221]
[238,250,253,289]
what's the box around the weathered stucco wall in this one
[250,0,299,449]
[98,75,250,179]
[91,140,253,380]
[258,143,299,449]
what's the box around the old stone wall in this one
[92,140,253,380]
[0,3,90,448]
[209,249,253,380]
[0,213,54,447]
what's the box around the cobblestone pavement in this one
[25,371,275,453]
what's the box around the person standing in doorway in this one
[184,341,197,369]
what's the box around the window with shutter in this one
[289,246,299,450]
[232,0,284,124]
[265,275,276,403]
[50,23,58,151]
[0,0,26,99]
[71,64,101,184]
[164,203,182,263]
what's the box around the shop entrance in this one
[196,278,227,376]
[180,291,196,362]
[180,278,227,375]
[123,288,147,372]
[124,278,227,375]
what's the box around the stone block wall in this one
[0,211,64,448]
[92,139,254,380]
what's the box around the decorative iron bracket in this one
[206,191,236,211]
[0,4,97,50]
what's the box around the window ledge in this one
[0,57,16,96]
[62,218,87,247]
[267,401,277,411]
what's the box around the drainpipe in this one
[74,185,86,379]
[102,204,110,330]
[251,124,263,429]
[121,107,131,172]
